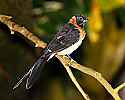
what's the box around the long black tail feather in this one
[13,51,53,90]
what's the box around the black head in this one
[75,15,88,27]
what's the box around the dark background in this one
[0,0,125,100]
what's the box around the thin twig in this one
[62,61,90,100]
[115,82,125,93]
[0,15,125,100]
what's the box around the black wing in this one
[46,23,80,53]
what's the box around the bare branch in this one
[57,55,121,100]
[0,15,47,48]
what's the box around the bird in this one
[13,15,88,90]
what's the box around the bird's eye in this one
[77,17,83,22]
[75,15,88,27]
[75,15,87,27]
[76,16,83,26]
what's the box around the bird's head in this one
[69,15,88,28]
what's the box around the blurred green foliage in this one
[0,0,125,100]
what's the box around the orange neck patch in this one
[69,16,86,39]
[69,16,82,30]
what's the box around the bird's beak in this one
[83,17,88,23]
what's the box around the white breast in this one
[57,39,83,55]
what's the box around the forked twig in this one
[56,55,122,100]
[0,15,125,100]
